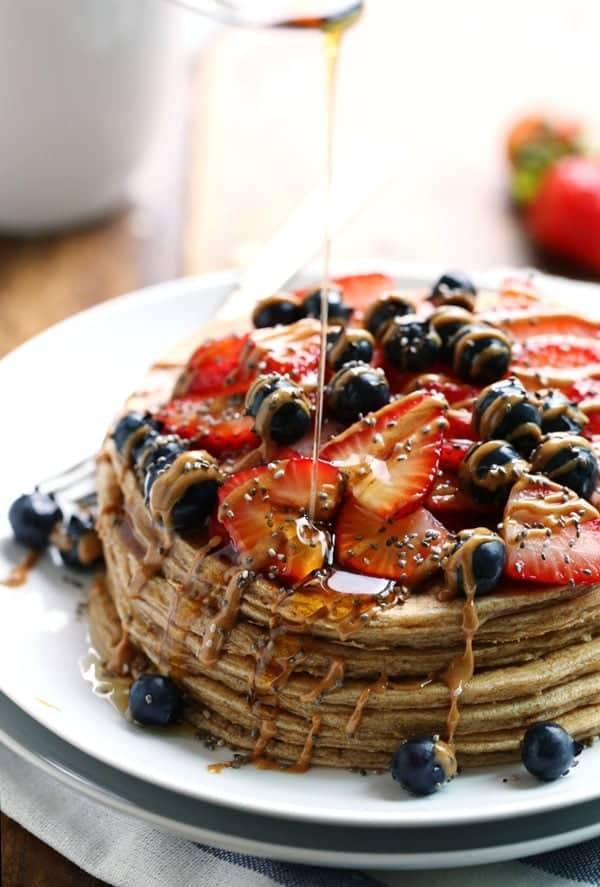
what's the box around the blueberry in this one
[474,378,542,457]
[382,320,441,372]
[521,722,582,782]
[327,362,390,424]
[302,285,352,323]
[136,435,182,479]
[538,390,587,435]
[129,674,180,726]
[112,413,159,464]
[8,491,63,550]
[430,271,477,311]
[530,433,598,499]
[245,373,312,445]
[429,306,473,357]
[327,327,374,370]
[171,479,220,531]
[143,449,180,500]
[445,528,505,597]
[390,736,457,796]
[58,514,103,570]
[450,323,512,386]
[252,294,304,328]
[459,439,528,504]
[363,294,414,339]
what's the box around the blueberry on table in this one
[129,673,180,726]
[327,362,390,424]
[302,285,352,323]
[391,736,457,796]
[430,270,477,311]
[8,491,63,550]
[58,514,103,570]
[521,722,582,782]
[252,294,305,328]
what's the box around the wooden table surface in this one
[2,2,600,884]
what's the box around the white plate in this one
[2,263,600,833]
[5,691,600,869]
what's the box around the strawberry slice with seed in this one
[218,459,342,581]
[157,394,258,457]
[503,474,600,585]
[244,319,321,384]
[440,438,472,472]
[332,273,396,311]
[320,391,448,518]
[402,373,480,407]
[335,498,450,583]
[425,469,496,530]
[183,333,250,397]
[495,313,600,343]
[512,336,600,387]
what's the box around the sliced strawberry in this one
[335,498,450,584]
[402,373,480,407]
[440,439,472,472]
[332,273,396,311]
[244,319,320,384]
[425,469,495,529]
[218,459,342,581]
[446,408,476,440]
[513,336,600,373]
[477,278,542,314]
[582,408,600,437]
[567,378,600,404]
[157,394,258,457]
[495,313,600,343]
[503,474,600,585]
[320,391,448,518]
[184,333,249,397]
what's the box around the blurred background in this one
[2,0,600,354]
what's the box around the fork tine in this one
[37,456,97,495]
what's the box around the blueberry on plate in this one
[302,285,352,323]
[363,293,415,338]
[112,412,159,463]
[450,323,512,386]
[390,736,457,796]
[327,362,390,424]
[521,722,582,782]
[473,378,542,457]
[252,294,305,328]
[245,373,312,445]
[382,319,442,373]
[459,439,529,504]
[538,389,587,436]
[145,450,221,532]
[444,528,505,598]
[58,514,103,570]
[129,673,180,726]
[8,491,63,550]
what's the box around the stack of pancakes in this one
[93,306,600,770]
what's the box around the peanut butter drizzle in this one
[509,488,598,527]
[289,714,322,773]
[199,568,252,666]
[149,450,220,529]
[453,326,510,379]
[530,435,595,486]
[0,550,40,587]
[463,439,528,493]
[181,536,222,596]
[299,656,345,703]
[345,673,388,735]
[253,384,311,446]
[440,531,488,744]
[252,716,279,759]
[478,385,541,448]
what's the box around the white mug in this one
[0,0,178,232]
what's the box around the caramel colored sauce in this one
[345,673,388,735]
[289,714,322,773]
[299,656,345,704]
[1,550,40,587]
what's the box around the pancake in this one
[93,285,600,771]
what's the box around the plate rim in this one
[3,260,600,829]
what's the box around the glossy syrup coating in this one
[327,361,390,423]
[530,433,599,500]
[390,736,457,796]
[302,284,352,322]
[536,389,588,435]
[252,293,305,328]
[382,319,442,372]
[327,326,374,370]
[444,527,506,599]
[429,270,477,311]
[429,305,474,356]
[362,292,415,338]
[473,377,542,457]
[459,439,529,504]
[450,323,512,385]
[245,373,312,446]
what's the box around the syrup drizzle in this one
[0,550,40,587]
